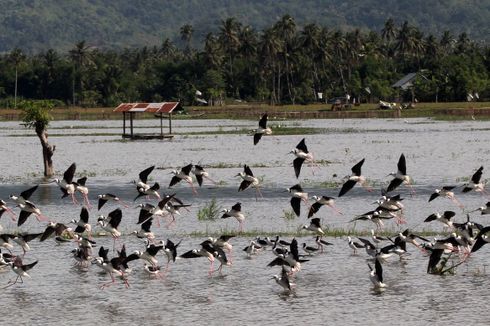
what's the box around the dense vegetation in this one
[0,16,489,107]
[1,0,489,53]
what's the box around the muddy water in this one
[1,117,490,325]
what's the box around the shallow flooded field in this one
[1,117,490,325]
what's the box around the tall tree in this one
[9,48,26,108]
[20,100,55,176]
[219,17,242,97]
[69,41,92,106]
[180,24,194,58]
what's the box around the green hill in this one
[1,0,489,52]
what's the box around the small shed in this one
[113,102,180,139]
[392,73,417,90]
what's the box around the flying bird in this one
[338,158,371,197]
[252,113,272,145]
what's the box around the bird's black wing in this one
[397,154,406,175]
[296,138,308,153]
[243,165,254,177]
[258,113,268,129]
[239,180,252,192]
[18,210,32,227]
[338,179,357,197]
[76,177,87,187]
[253,133,263,145]
[311,218,321,228]
[195,174,203,187]
[141,217,153,232]
[40,225,55,241]
[375,258,383,282]
[169,176,181,188]
[98,198,108,211]
[293,157,305,179]
[80,207,89,223]
[290,238,299,261]
[139,166,155,184]
[147,244,164,256]
[428,192,439,202]
[63,163,77,184]
[181,164,193,176]
[20,185,39,200]
[387,177,403,193]
[98,246,109,262]
[290,197,301,217]
[231,202,242,212]
[108,208,123,228]
[180,250,202,259]
[427,249,444,274]
[351,158,365,176]
[22,260,38,272]
[472,166,484,183]
[308,202,322,218]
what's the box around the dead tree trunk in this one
[35,125,55,177]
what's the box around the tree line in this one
[0,16,489,108]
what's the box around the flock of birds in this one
[1,113,490,293]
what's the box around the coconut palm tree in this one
[9,48,25,108]
[69,41,92,106]
[180,24,194,58]
[219,17,242,97]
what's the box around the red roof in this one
[114,102,179,114]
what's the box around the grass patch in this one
[282,209,297,220]
[197,198,222,221]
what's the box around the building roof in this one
[392,73,417,90]
[113,102,180,114]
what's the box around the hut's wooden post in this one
[169,113,172,134]
[123,112,126,137]
[130,112,134,139]
[160,113,163,137]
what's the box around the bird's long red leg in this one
[117,200,130,208]
[35,213,49,222]
[6,208,17,221]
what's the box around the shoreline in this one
[1,102,489,121]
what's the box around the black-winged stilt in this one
[221,203,245,231]
[97,208,123,248]
[4,257,38,288]
[287,184,308,217]
[71,206,92,237]
[315,235,333,252]
[368,258,386,288]
[180,240,216,275]
[308,195,342,217]
[470,226,490,253]
[192,165,217,187]
[134,166,161,201]
[133,242,164,267]
[17,200,49,226]
[40,222,74,242]
[272,266,294,292]
[169,163,197,194]
[290,138,316,178]
[462,166,487,195]
[13,233,41,255]
[424,211,456,229]
[92,245,139,289]
[54,162,78,205]
[163,239,181,270]
[9,185,38,206]
[252,113,272,145]
[300,217,324,235]
[471,202,490,215]
[347,236,365,254]
[237,165,262,200]
[97,193,129,210]
[74,177,92,209]
[387,153,414,195]
[429,186,463,208]
[132,217,155,241]
[339,158,372,197]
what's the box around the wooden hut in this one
[113,102,180,139]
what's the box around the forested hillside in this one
[1,0,489,52]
